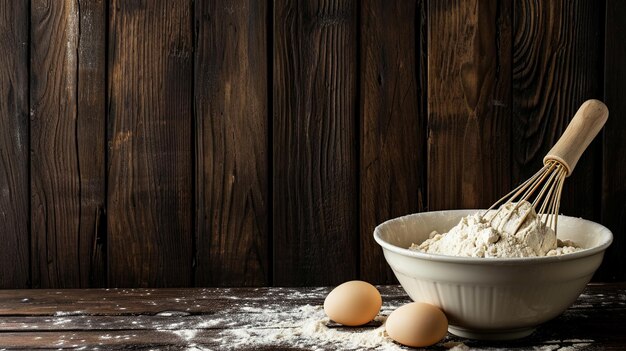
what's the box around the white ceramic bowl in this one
[374,210,613,340]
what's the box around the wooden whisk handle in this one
[543,99,608,176]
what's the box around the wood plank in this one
[0,287,407,316]
[0,315,248,331]
[0,328,624,351]
[0,285,621,329]
[30,0,107,288]
[76,0,107,288]
[0,346,301,351]
[0,330,196,349]
[273,0,359,286]
[0,0,29,288]
[0,284,620,317]
[512,0,604,222]
[601,0,626,282]
[194,0,269,286]
[107,0,194,287]
[359,0,427,284]
[427,0,512,210]
[1,313,624,350]
[0,285,623,350]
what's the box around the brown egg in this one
[323,280,382,326]
[385,302,448,347]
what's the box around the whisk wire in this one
[535,162,566,233]
[521,162,556,206]
[531,163,559,208]
[508,161,560,234]
[535,163,561,214]
[552,171,566,230]
[481,164,551,222]
[544,166,566,230]
[482,160,568,236]
[482,100,608,237]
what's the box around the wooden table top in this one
[0,283,624,350]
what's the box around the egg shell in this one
[323,280,382,326]
[385,302,448,347]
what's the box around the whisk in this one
[484,99,609,235]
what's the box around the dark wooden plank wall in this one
[428,0,512,211]
[360,0,427,284]
[0,0,624,288]
[601,0,626,282]
[273,0,359,286]
[107,0,194,287]
[194,0,269,286]
[0,0,29,288]
[30,0,107,288]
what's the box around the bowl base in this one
[448,325,535,340]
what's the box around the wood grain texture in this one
[0,0,29,288]
[601,0,626,282]
[273,0,359,286]
[427,0,512,210]
[360,0,426,283]
[76,0,107,288]
[512,0,604,221]
[194,0,269,287]
[107,0,193,287]
[30,0,106,288]
[0,0,622,288]
[0,285,623,349]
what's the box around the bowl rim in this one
[374,209,614,265]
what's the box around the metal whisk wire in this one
[481,160,567,235]
[480,99,608,237]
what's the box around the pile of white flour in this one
[410,201,581,258]
[215,304,404,350]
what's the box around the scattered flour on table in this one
[154,303,407,350]
[53,311,85,316]
[443,341,470,350]
[216,304,403,350]
[410,201,582,258]
[172,329,199,342]
[533,343,593,351]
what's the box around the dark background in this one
[0,0,624,288]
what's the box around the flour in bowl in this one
[409,201,582,258]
